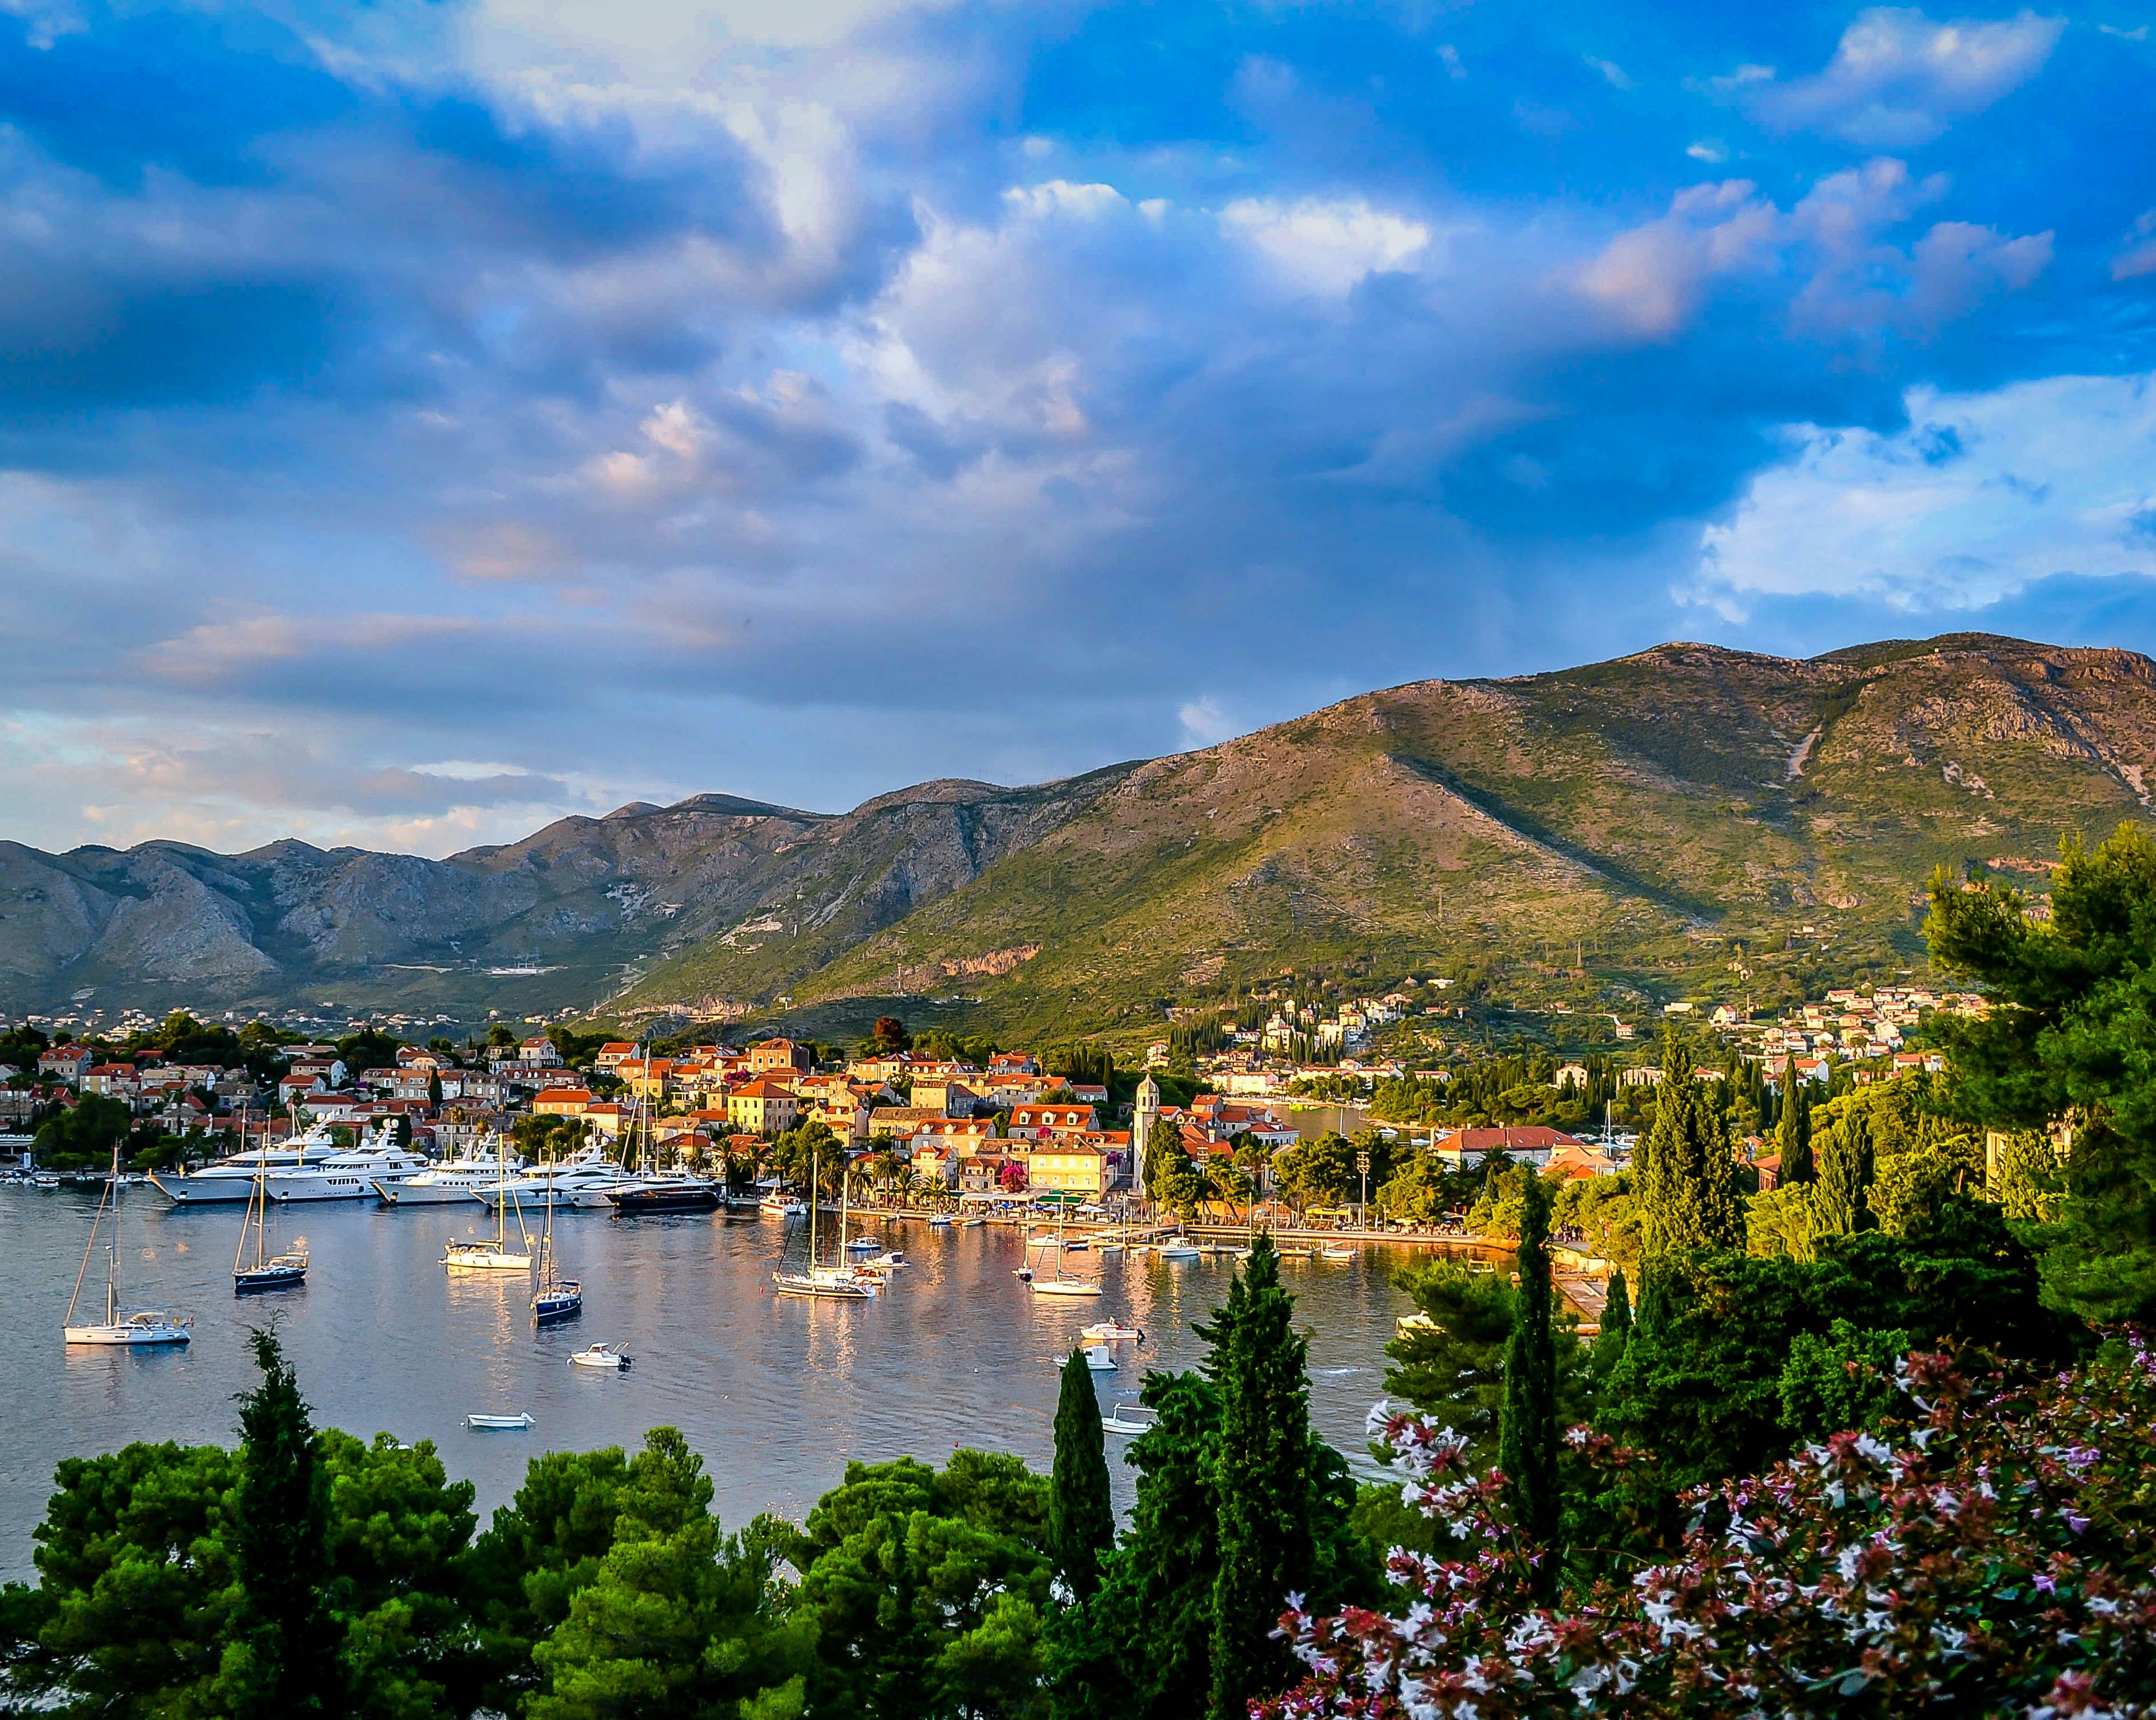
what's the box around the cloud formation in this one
[0,0,2150,856]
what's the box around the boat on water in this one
[487,1144,627,1204]
[263,1129,428,1202]
[759,1193,807,1218]
[467,1413,534,1430]
[1101,1401,1159,1436]
[774,1147,878,1300]
[845,1235,879,1252]
[1083,1345,1117,1372]
[149,1121,350,1205]
[383,1142,524,1205]
[1081,1320,1143,1344]
[64,1146,192,1345]
[857,1250,909,1273]
[1026,1209,1103,1297]
[233,1127,308,1293]
[609,1174,722,1214]
[961,1214,987,1228]
[31,1172,60,1190]
[928,1212,953,1227]
[1320,1245,1356,1261]
[531,1181,582,1324]
[444,1141,535,1271]
[1156,1241,1201,1261]
[568,1344,631,1370]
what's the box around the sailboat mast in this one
[808,1144,819,1266]
[108,1142,122,1324]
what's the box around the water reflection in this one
[2,1191,1413,1578]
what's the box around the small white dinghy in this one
[1320,1245,1355,1261]
[1082,1344,1118,1372]
[1081,1320,1143,1344]
[568,1343,632,1370]
[1156,1242,1200,1261]
[467,1412,535,1430]
[1102,1401,1158,1435]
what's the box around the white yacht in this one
[485,1146,628,1204]
[150,1123,348,1205]
[382,1142,526,1205]
[264,1129,429,1202]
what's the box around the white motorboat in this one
[150,1123,348,1204]
[857,1250,909,1273]
[467,1413,535,1429]
[1083,1345,1117,1372]
[759,1193,807,1218]
[928,1213,953,1227]
[1320,1245,1356,1261]
[962,1216,986,1228]
[64,1145,191,1345]
[488,1146,626,1204]
[264,1129,427,1201]
[568,1344,631,1369]
[445,1141,536,1271]
[1156,1242,1201,1261]
[1101,1401,1159,1436]
[1081,1320,1143,1344]
[381,1144,523,1206]
[846,1235,879,1252]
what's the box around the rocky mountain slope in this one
[4,635,2152,1032]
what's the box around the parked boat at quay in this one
[381,1143,524,1205]
[773,1148,877,1300]
[149,1121,348,1205]
[264,1134,428,1202]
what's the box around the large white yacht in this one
[151,1123,348,1205]
[264,1130,428,1202]
[380,1143,525,1205]
[485,1145,629,1205]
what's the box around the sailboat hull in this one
[609,1185,721,1214]
[64,1321,191,1345]
[234,1264,307,1293]
[444,1246,533,1270]
[534,1293,583,1322]
[1031,1279,1104,1297]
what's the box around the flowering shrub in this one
[1266,1341,2156,1718]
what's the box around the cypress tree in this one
[1816,1111,1871,1236]
[1596,1266,1632,1368]
[1777,1057,1813,1183]
[1050,1347,1114,1602]
[1100,1371,1219,1719]
[231,1326,342,1720]
[1637,1031,1743,1259]
[1202,1233,1318,1720]
[1498,1173,1559,1593]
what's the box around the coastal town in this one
[0,976,1989,1211]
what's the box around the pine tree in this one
[1203,1233,1320,1720]
[1777,1057,1813,1183]
[1050,1348,1114,1603]
[1498,1172,1560,1593]
[230,1326,342,1720]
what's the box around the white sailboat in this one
[773,1146,874,1300]
[1028,1202,1103,1298]
[64,1145,193,1345]
[443,1138,535,1270]
[233,1121,308,1293]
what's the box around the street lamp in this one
[1355,1149,1369,1232]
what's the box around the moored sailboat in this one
[233,1123,308,1293]
[443,1138,535,1270]
[531,1180,582,1323]
[64,1145,192,1345]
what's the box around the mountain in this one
[5,635,2154,1036]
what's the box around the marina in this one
[2,1182,1414,1580]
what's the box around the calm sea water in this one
[0,1188,1413,1579]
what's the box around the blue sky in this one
[3,0,2155,855]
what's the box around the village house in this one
[38,1046,94,1082]
[1008,1101,1101,1139]
[533,1087,595,1117]
[727,1078,799,1136]
[595,1042,638,1069]
[1026,1139,1110,1199]
[747,1038,812,1076]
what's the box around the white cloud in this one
[1178,697,1239,746]
[1587,55,1633,88]
[1219,197,1432,295]
[1751,7,2065,146]
[1695,373,2156,609]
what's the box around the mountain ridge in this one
[4,634,2153,1034]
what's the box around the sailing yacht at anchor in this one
[772,1146,875,1300]
[233,1120,308,1293]
[443,1138,535,1270]
[64,1145,193,1345]
[531,1179,582,1323]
